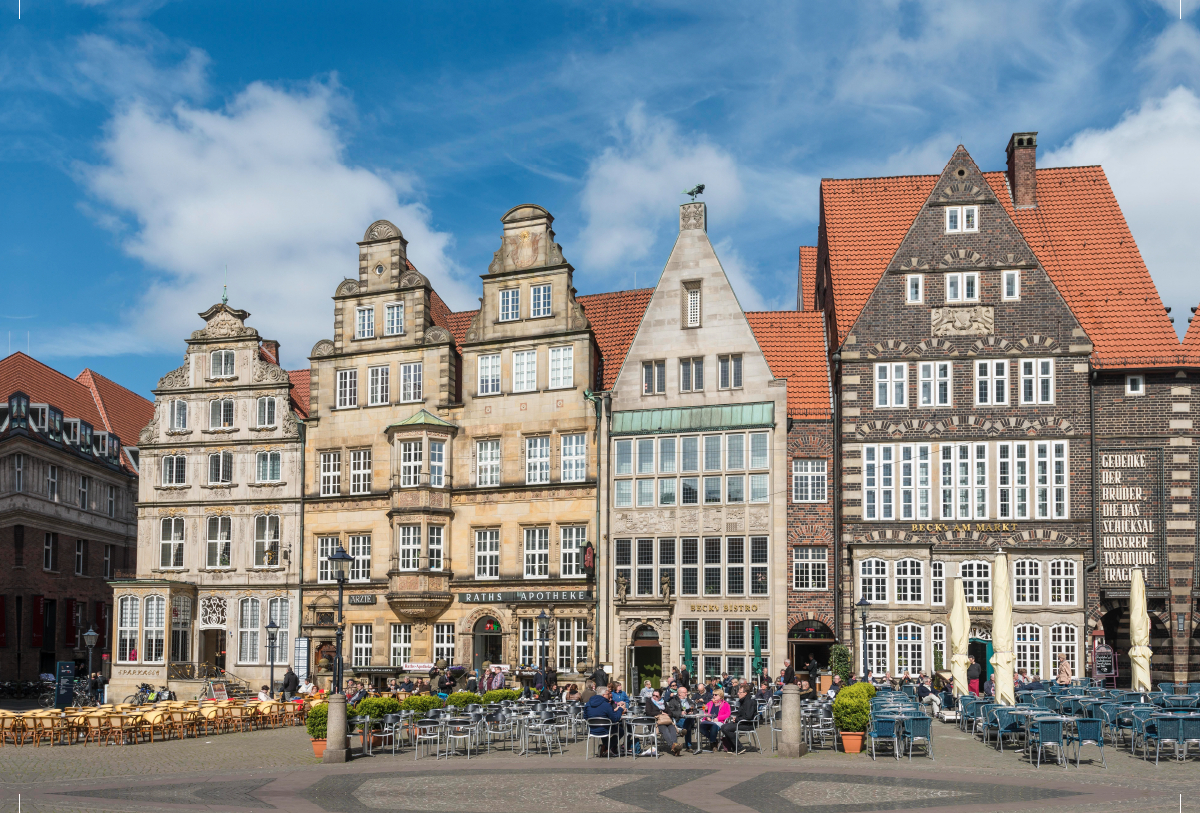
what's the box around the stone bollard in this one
[778,683,805,758]
[322,692,349,763]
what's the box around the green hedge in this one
[481,689,521,704]
[306,703,328,740]
[400,695,444,713]
[352,696,402,719]
[829,644,852,683]
[445,691,481,709]
[832,682,876,733]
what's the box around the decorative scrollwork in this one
[157,363,189,390]
[311,339,335,358]
[336,279,359,297]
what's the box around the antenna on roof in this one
[222,265,229,306]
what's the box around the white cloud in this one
[578,104,744,269]
[711,237,771,312]
[71,80,473,366]
[1043,86,1200,337]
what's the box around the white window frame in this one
[400,441,422,488]
[160,517,184,569]
[530,283,551,318]
[997,441,1030,520]
[267,597,289,663]
[209,398,234,429]
[143,595,166,664]
[476,439,500,486]
[1049,624,1078,678]
[863,623,888,676]
[317,536,338,583]
[1034,440,1069,519]
[399,362,423,402]
[895,623,923,677]
[932,623,946,671]
[549,346,573,389]
[859,558,887,603]
[253,514,280,567]
[320,451,341,496]
[117,596,139,663]
[939,443,987,520]
[207,451,233,485]
[478,354,501,396]
[46,465,58,502]
[895,558,923,604]
[918,361,952,407]
[961,560,991,607]
[368,365,390,406]
[255,450,282,483]
[161,454,186,486]
[499,288,520,322]
[1015,623,1043,678]
[428,525,443,571]
[874,362,908,408]
[434,623,455,663]
[944,271,979,303]
[513,350,537,393]
[429,440,445,487]
[1002,269,1020,300]
[169,400,187,430]
[561,434,586,483]
[1049,559,1077,605]
[791,459,827,503]
[525,436,550,484]
[520,618,535,664]
[1125,374,1145,396]
[348,534,371,582]
[336,369,358,409]
[206,516,231,569]
[256,396,277,427]
[523,527,549,578]
[561,526,586,577]
[685,286,701,327]
[352,623,373,667]
[385,302,404,336]
[475,529,500,579]
[643,360,666,395]
[931,561,945,606]
[210,350,235,378]
[238,598,260,664]
[390,623,412,666]
[906,274,923,303]
[1020,358,1055,405]
[1013,559,1041,605]
[974,360,1008,406]
[350,449,372,495]
[866,444,931,521]
[399,525,421,571]
[791,547,827,591]
[944,205,978,234]
[355,306,375,339]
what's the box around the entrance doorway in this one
[968,639,992,684]
[628,625,662,690]
[201,629,226,672]
[1100,605,1171,688]
[473,617,503,674]
[788,620,835,676]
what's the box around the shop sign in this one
[402,662,436,672]
[347,594,377,605]
[459,590,592,603]
[909,523,1020,532]
[1098,450,1163,586]
[350,666,398,674]
[688,603,760,613]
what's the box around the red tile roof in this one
[798,246,818,310]
[428,289,457,337]
[288,369,310,419]
[444,309,477,352]
[1183,306,1200,358]
[746,310,831,417]
[577,288,655,389]
[75,369,156,451]
[821,165,1184,368]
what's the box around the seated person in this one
[917,676,942,713]
[699,689,731,749]
[720,685,758,750]
[796,680,817,702]
[584,685,624,756]
[659,686,696,754]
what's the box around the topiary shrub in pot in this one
[400,695,444,714]
[445,691,481,709]
[481,689,521,704]
[306,703,329,758]
[353,696,402,720]
[829,644,852,683]
[832,682,876,753]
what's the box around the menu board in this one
[1092,642,1117,678]
[1099,450,1163,587]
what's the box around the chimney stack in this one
[1006,132,1038,208]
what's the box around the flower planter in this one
[311,738,327,758]
[840,732,864,754]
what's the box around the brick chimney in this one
[259,339,280,365]
[1006,132,1038,208]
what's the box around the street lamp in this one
[82,626,99,699]
[855,597,871,681]
[328,545,355,694]
[266,619,279,699]
[536,610,550,672]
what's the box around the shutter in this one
[65,599,76,647]
[31,595,43,648]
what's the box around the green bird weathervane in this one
[683,184,705,200]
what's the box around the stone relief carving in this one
[509,230,541,269]
[938,248,985,268]
[680,203,705,231]
[726,512,745,532]
[570,302,590,331]
[157,363,189,390]
[931,306,994,337]
[199,596,227,629]
[679,511,699,532]
[898,257,929,272]
[336,279,359,297]
[548,240,564,265]
[749,508,769,531]
[466,307,483,342]
[138,415,160,445]
[311,339,335,357]
[252,359,290,384]
[613,511,676,533]
[425,327,450,344]
[191,309,253,340]
[488,249,504,275]
[615,574,629,603]
[365,220,398,241]
[282,409,299,438]
[702,511,723,532]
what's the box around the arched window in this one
[931,623,946,671]
[209,399,234,429]
[895,623,924,676]
[1013,559,1041,604]
[256,396,277,428]
[864,623,888,676]
[1015,623,1043,678]
[117,596,139,662]
[895,559,923,603]
[239,598,260,664]
[143,595,166,663]
[161,455,186,486]
[1049,624,1077,677]
[960,560,991,606]
[1049,560,1077,605]
[268,597,290,664]
[860,559,887,603]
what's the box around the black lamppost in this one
[855,597,871,680]
[82,626,99,700]
[329,545,355,694]
[266,619,279,699]
[536,610,550,672]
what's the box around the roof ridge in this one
[75,369,114,434]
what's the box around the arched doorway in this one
[472,617,503,674]
[1100,605,1172,688]
[628,625,662,691]
[788,620,835,675]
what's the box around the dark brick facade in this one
[786,418,836,665]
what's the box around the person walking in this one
[966,656,981,695]
[807,655,821,689]
[1056,652,1073,686]
[281,667,300,701]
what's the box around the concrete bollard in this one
[778,683,805,757]
[322,692,349,763]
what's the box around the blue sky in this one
[3,0,1199,397]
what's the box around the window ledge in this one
[335,405,359,410]
[204,376,239,384]
[351,335,376,342]
[203,567,236,572]
[545,385,576,392]
[249,481,287,488]
[165,429,193,436]
[252,566,285,572]
[250,425,278,432]
[383,331,407,338]
[202,428,238,435]
[154,485,191,491]
[201,483,238,489]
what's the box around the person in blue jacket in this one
[584,684,624,757]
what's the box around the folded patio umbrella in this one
[949,576,970,698]
[989,550,1015,706]
[1129,568,1153,692]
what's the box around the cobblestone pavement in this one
[0,722,1196,813]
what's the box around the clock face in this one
[375,264,385,276]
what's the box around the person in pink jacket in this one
[698,688,731,750]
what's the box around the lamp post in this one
[329,545,354,694]
[82,626,99,701]
[537,610,550,673]
[855,597,871,680]
[266,619,279,700]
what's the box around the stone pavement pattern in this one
[0,724,1196,813]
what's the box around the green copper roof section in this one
[386,409,455,429]
[611,402,775,436]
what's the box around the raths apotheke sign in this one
[1099,450,1163,586]
[459,590,593,604]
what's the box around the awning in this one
[611,402,775,436]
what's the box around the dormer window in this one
[63,419,80,445]
[530,284,551,318]
[92,431,109,457]
[29,404,48,432]
[945,205,979,234]
[355,306,375,339]
[47,407,63,443]
[8,393,28,430]
[210,350,235,378]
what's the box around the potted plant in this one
[400,695,445,714]
[444,691,481,710]
[481,688,521,704]
[306,702,329,758]
[832,682,876,754]
[351,697,402,747]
